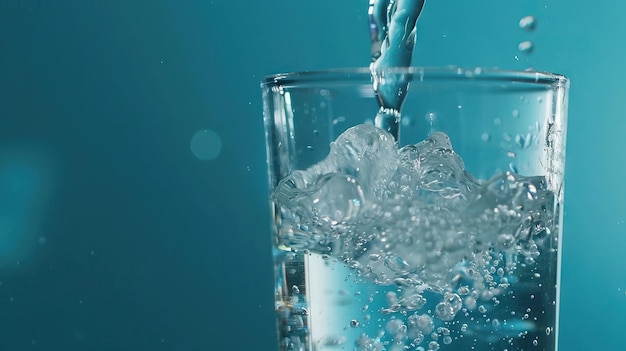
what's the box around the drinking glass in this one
[262,67,568,351]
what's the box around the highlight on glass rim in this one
[262,1,569,351]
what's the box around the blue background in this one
[0,0,624,350]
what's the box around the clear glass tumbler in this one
[262,67,568,351]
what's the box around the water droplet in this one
[442,336,452,345]
[532,339,538,346]
[350,319,359,328]
[190,129,222,161]
[518,41,534,54]
[519,16,537,31]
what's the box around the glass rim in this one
[261,66,569,88]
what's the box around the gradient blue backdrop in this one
[0,0,624,350]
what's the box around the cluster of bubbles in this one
[273,124,555,296]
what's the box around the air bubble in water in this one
[413,314,434,334]
[435,293,462,321]
[428,341,440,350]
[426,112,437,125]
[519,16,537,31]
[457,286,470,295]
[350,319,359,328]
[518,41,534,54]
[465,296,477,310]
[386,319,405,334]
[332,116,346,125]
[369,253,382,261]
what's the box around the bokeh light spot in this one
[190,129,222,161]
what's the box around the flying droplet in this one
[518,41,534,54]
[519,16,537,31]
